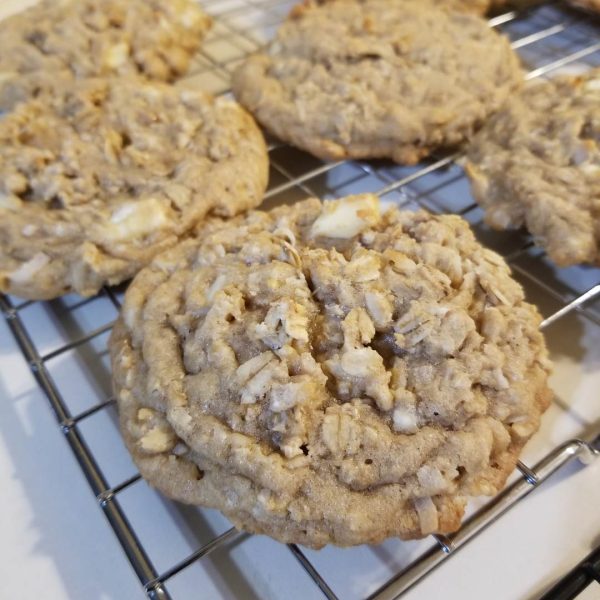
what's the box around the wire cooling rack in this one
[2,1,600,599]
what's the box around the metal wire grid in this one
[2,1,600,599]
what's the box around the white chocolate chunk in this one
[417,465,450,493]
[137,408,154,422]
[104,42,130,69]
[21,224,38,237]
[310,194,380,239]
[581,162,600,175]
[0,193,22,210]
[392,406,418,434]
[414,496,439,534]
[104,198,170,241]
[270,382,304,412]
[341,347,381,378]
[139,426,176,453]
[10,253,50,284]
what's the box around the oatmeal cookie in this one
[232,0,522,164]
[465,70,600,267]
[110,194,551,548]
[0,0,212,111]
[0,78,268,300]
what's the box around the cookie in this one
[232,0,522,165]
[0,0,212,111]
[110,194,551,548]
[0,78,268,300]
[466,70,600,267]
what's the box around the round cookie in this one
[232,0,523,164]
[465,70,600,267]
[0,0,212,111]
[110,194,551,548]
[0,77,268,300]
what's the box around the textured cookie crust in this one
[232,0,522,164]
[0,78,268,300]
[110,195,551,548]
[466,70,600,267]
[0,0,212,110]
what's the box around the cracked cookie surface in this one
[0,77,268,299]
[232,0,522,164]
[0,0,212,110]
[110,194,551,548]
[466,70,600,267]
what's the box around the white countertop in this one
[0,316,143,600]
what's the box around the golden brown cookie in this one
[466,70,600,267]
[0,78,268,299]
[0,0,212,110]
[110,194,551,548]
[233,0,523,164]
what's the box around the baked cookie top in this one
[110,194,551,548]
[0,77,268,300]
[466,70,600,267]
[232,0,522,164]
[0,0,212,110]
